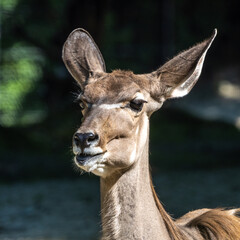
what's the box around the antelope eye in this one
[79,102,85,110]
[129,99,146,111]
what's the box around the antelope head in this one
[62,29,217,178]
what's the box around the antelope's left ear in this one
[149,29,217,101]
[62,28,106,89]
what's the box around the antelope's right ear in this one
[62,28,106,89]
[148,29,217,101]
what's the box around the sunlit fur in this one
[72,72,155,178]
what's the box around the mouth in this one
[75,152,105,166]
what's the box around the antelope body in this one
[62,28,240,240]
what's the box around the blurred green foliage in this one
[0,44,45,126]
[0,0,239,180]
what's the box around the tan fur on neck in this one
[101,181,121,240]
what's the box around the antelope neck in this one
[100,124,170,240]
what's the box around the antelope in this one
[62,28,240,240]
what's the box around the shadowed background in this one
[0,0,240,239]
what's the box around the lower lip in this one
[76,153,104,165]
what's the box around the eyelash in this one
[74,95,87,111]
[79,102,85,110]
[129,99,147,111]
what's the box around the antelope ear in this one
[149,29,217,101]
[62,28,106,88]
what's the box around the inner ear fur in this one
[148,29,217,101]
[62,28,106,89]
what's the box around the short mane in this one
[150,174,187,240]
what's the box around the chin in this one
[74,153,110,178]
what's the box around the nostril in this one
[73,132,99,149]
[87,133,99,142]
[73,133,81,146]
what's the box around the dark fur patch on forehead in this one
[83,70,151,104]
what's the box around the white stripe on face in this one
[84,147,103,155]
[138,114,149,150]
[93,92,146,110]
[129,145,136,164]
[98,103,123,109]
[73,146,104,156]
[74,152,109,177]
[134,92,145,101]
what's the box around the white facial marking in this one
[83,147,103,155]
[135,126,139,135]
[93,93,146,111]
[98,103,123,110]
[95,167,104,173]
[74,152,109,177]
[129,145,136,164]
[137,114,149,154]
[127,115,149,164]
[134,92,145,101]
[73,146,103,156]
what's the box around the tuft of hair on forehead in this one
[110,69,134,75]
[109,69,152,94]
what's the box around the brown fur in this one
[186,208,240,240]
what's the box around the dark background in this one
[0,1,240,238]
[1,0,239,180]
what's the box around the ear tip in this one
[69,28,90,35]
[212,28,218,38]
[62,28,93,62]
[206,28,217,48]
[65,28,91,42]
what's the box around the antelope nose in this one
[73,132,99,150]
